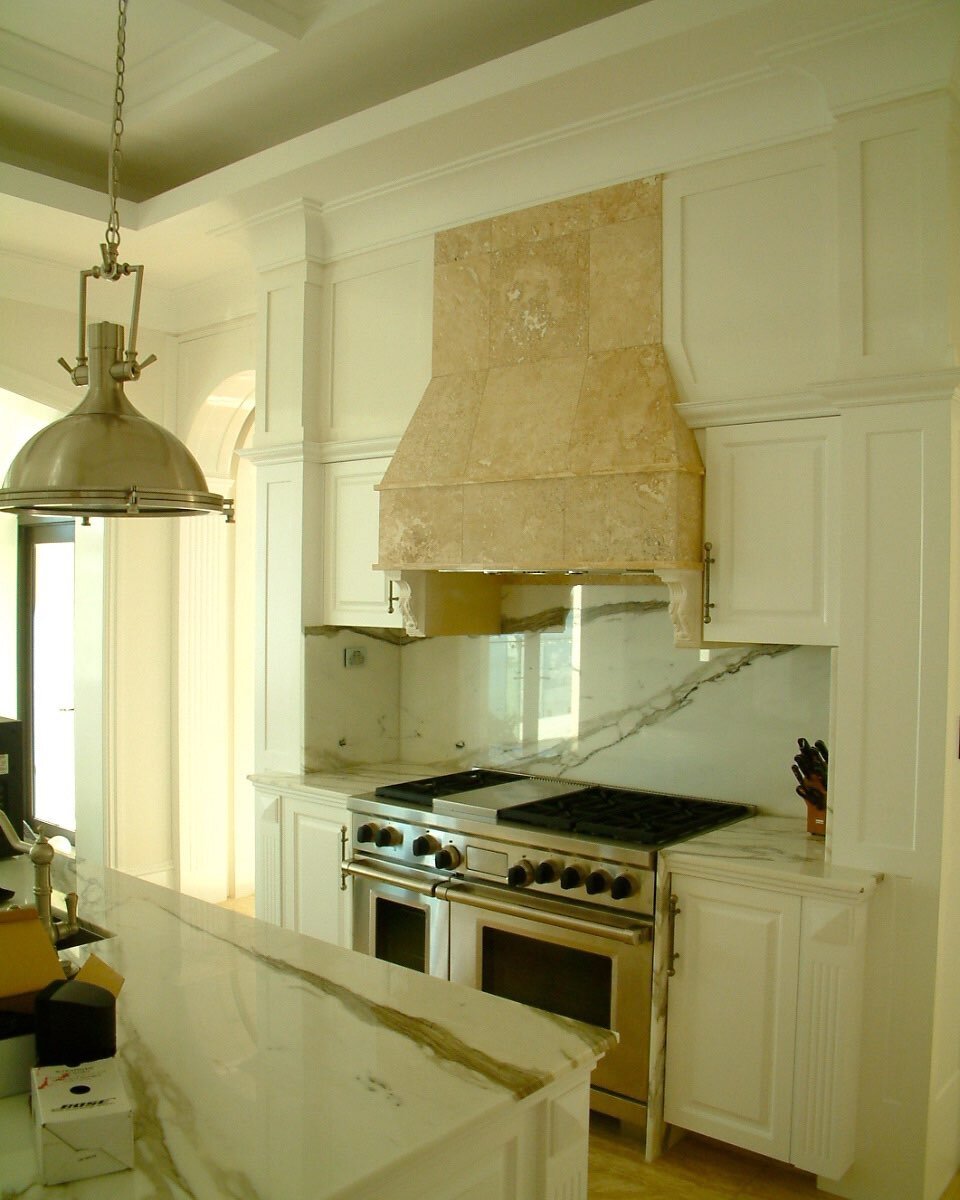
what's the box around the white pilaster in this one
[178,496,235,901]
[237,203,331,777]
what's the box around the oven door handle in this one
[341,859,438,897]
[438,880,652,945]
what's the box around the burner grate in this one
[500,785,752,848]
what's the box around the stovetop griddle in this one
[374,768,752,850]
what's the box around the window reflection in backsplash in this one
[303,583,831,816]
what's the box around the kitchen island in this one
[0,853,614,1199]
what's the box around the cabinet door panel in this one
[664,876,801,1160]
[704,418,839,644]
[281,797,351,947]
[323,457,402,627]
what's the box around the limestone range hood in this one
[376,178,705,645]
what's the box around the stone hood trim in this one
[377,178,704,576]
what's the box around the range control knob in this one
[435,845,462,871]
[374,826,402,848]
[534,860,561,885]
[411,834,439,857]
[611,874,635,901]
[506,860,534,888]
[585,870,611,896]
[356,823,378,844]
[560,865,586,891]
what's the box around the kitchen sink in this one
[52,916,114,950]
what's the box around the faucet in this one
[0,812,80,946]
[0,807,30,854]
[29,838,81,947]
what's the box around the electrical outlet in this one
[343,647,365,668]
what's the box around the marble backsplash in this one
[304,582,831,815]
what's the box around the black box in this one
[0,719,25,858]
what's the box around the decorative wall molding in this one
[676,370,960,429]
[817,368,960,408]
[676,392,832,428]
[238,436,400,465]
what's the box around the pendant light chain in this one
[103,0,128,278]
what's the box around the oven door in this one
[345,859,449,978]
[442,879,653,1112]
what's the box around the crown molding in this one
[677,370,960,427]
[238,435,400,465]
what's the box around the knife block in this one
[805,800,826,837]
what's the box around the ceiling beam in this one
[176,0,308,49]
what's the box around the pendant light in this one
[0,0,231,521]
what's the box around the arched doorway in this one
[177,371,256,902]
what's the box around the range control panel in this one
[351,816,656,916]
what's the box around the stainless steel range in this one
[343,768,752,1131]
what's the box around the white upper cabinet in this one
[703,417,840,645]
[322,456,402,628]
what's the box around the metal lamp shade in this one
[0,323,225,518]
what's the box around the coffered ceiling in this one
[0,0,955,299]
[0,0,648,200]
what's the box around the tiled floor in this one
[589,1117,960,1200]
[218,893,256,916]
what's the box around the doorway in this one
[19,521,77,839]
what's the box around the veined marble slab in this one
[0,855,613,1198]
[304,583,832,817]
[662,815,881,899]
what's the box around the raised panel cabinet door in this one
[323,457,402,628]
[664,875,802,1161]
[280,796,352,948]
[704,418,840,645]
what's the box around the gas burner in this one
[498,785,753,849]
[375,768,523,808]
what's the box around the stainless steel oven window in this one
[374,896,429,973]
[350,869,450,979]
[481,926,613,1028]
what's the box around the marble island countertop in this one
[663,814,882,899]
[0,854,613,1199]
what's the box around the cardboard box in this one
[0,908,124,1096]
[31,1057,134,1184]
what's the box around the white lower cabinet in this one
[280,791,353,948]
[664,873,868,1179]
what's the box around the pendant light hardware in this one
[0,0,231,522]
[58,262,155,389]
[57,0,154,392]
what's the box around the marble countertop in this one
[0,854,613,1198]
[249,761,431,798]
[662,815,881,899]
